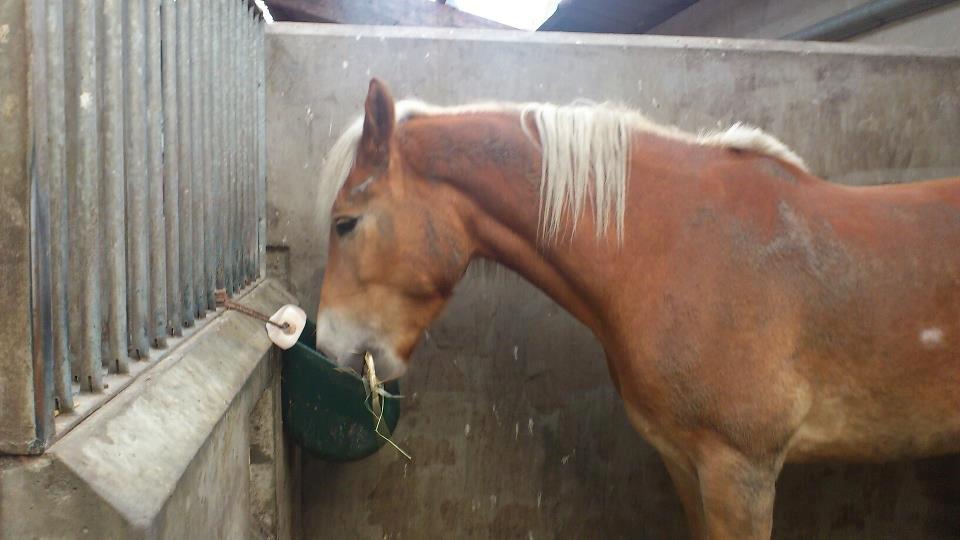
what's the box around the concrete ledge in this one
[0,278,299,538]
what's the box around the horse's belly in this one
[785,382,960,463]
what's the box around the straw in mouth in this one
[363,352,412,461]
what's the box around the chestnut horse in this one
[314,79,960,539]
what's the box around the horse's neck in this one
[399,112,627,334]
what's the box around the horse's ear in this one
[359,78,395,167]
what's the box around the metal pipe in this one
[202,0,217,311]
[251,12,261,282]
[215,0,226,292]
[236,6,245,289]
[256,14,266,280]
[177,0,194,327]
[248,11,259,283]
[228,0,239,294]
[46,0,73,411]
[30,0,56,440]
[245,7,256,284]
[101,0,130,374]
[221,0,230,290]
[782,0,958,41]
[223,0,233,295]
[238,0,247,292]
[252,14,259,280]
[240,8,251,286]
[73,0,103,392]
[229,0,236,293]
[259,19,267,279]
[146,0,167,349]
[31,131,57,448]
[30,0,57,436]
[125,0,151,361]
[236,0,245,291]
[64,0,80,381]
[191,0,206,319]
[161,0,182,337]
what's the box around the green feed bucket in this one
[281,319,401,461]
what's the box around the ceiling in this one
[265,0,511,28]
[264,0,698,34]
[539,0,698,34]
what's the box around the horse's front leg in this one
[695,443,783,540]
[624,404,708,539]
[662,455,706,539]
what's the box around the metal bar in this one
[161,0,182,337]
[249,12,259,282]
[247,10,257,283]
[257,18,267,280]
[254,12,263,280]
[101,0,129,374]
[236,5,245,288]
[195,0,205,311]
[227,0,238,294]
[223,0,233,295]
[235,0,244,292]
[177,0,194,327]
[224,0,237,293]
[191,0,206,318]
[782,0,958,41]
[240,8,250,287]
[0,0,47,452]
[30,0,57,450]
[213,0,225,292]
[74,0,103,391]
[146,0,167,348]
[242,5,253,286]
[217,0,229,292]
[63,0,81,399]
[125,0,151,361]
[46,0,74,412]
[236,0,244,291]
[31,147,57,451]
[202,0,216,311]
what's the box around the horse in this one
[313,78,960,539]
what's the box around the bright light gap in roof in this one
[431,0,561,30]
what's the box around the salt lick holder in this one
[215,290,406,461]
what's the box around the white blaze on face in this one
[919,327,944,349]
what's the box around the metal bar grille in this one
[1,0,268,454]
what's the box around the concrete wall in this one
[650,0,960,49]
[0,280,302,539]
[266,24,960,538]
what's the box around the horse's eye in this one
[334,216,359,237]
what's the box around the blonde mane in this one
[318,99,807,243]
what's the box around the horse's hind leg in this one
[695,444,781,540]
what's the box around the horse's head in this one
[315,79,474,381]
